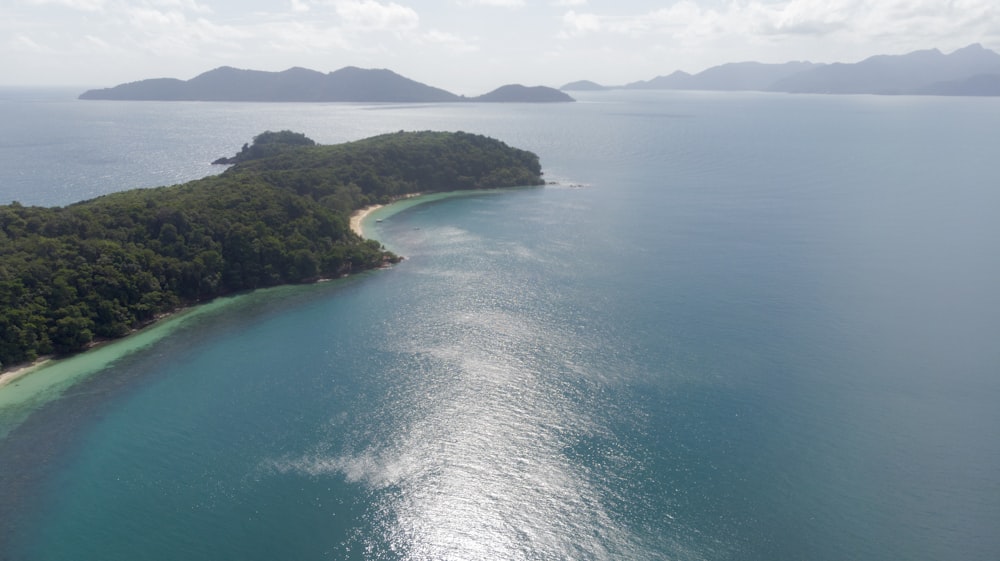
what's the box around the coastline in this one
[0,359,52,389]
[0,307,187,388]
[350,193,432,238]
[350,204,384,238]
[0,296,240,437]
[0,201,397,395]
[1,202,394,396]
[0,188,525,434]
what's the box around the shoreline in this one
[0,359,53,389]
[0,305,189,387]
[0,201,388,394]
[349,204,384,238]
[0,199,399,391]
[0,189,518,403]
[2,189,512,387]
[350,193,429,238]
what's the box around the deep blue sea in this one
[1,88,999,561]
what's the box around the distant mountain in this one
[768,44,1000,94]
[320,67,460,102]
[472,84,574,102]
[80,66,461,102]
[80,67,575,103]
[564,44,1000,97]
[560,80,609,91]
[624,71,693,90]
[626,61,822,91]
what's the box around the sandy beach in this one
[350,193,430,238]
[349,204,383,238]
[0,358,51,389]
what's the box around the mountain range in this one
[562,44,1000,96]
[79,66,574,103]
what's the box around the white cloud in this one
[556,1,1000,48]
[559,2,736,39]
[419,29,478,53]
[25,0,106,11]
[458,0,525,7]
[148,0,211,14]
[747,0,858,36]
[8,33,51,53]
[744,0,1000,51]
[257,20,350,52]
[5,0,998,89]
[334,0,420,31]
[559,10,601,37]
[82,34,114,51]
[120,7,251,56]
[127,7,183,27]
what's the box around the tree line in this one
[0,130,544,368]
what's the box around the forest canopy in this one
[0,130,544,368]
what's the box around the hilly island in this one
[79,66,575,103]
[0,131,545,369]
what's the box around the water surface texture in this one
[1,90,999,560]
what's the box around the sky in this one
[3,0,999,95]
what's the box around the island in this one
[559,80,610,92]
[79,66,574,103]
[471,84,575,102]
[0,131,545,370]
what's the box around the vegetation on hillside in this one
[0,130,544,368]
[212,130,316,164]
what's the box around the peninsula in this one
[0,131,545,370]
[79,66,574,103]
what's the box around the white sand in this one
[350,193,427,237]
[349,205,384,238]
[0,358,52,389]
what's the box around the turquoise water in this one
[2,91,1000,560]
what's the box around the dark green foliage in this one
[232,130,544,205]
[0,131,544,367]
[212,130,316,164]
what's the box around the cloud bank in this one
[2,0,997,92]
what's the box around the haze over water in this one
[1,90,999,560]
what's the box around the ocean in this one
[1,88,998,560]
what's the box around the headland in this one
[0,131,544,395]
